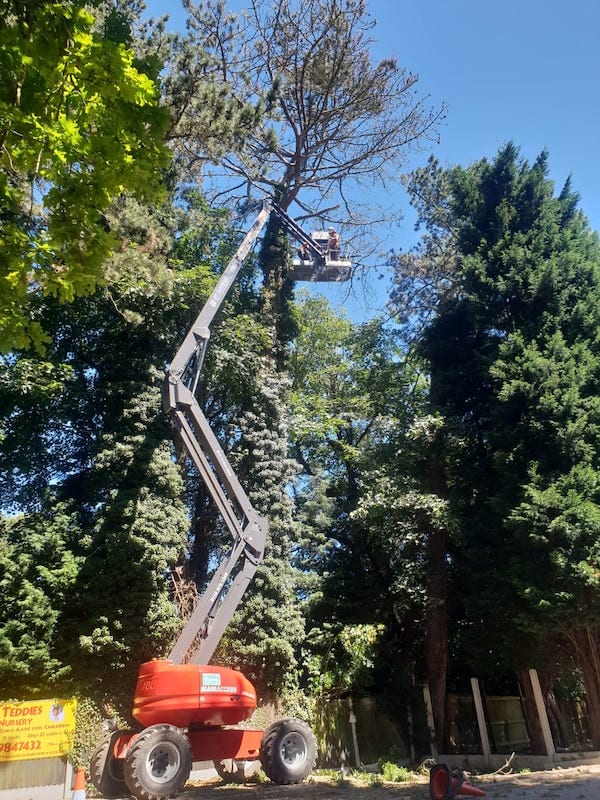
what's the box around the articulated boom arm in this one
[165,201,271,665]
[164,199,347,666]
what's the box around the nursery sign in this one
[0,698,77,761]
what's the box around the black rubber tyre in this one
[260,718,317,785]
[124,724,192,800]
[89,731,128,798]
[214,758,261,783]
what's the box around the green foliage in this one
[304,623,385,698]
[0,501,81,696]
[0,364,189,707]
[398,143,600,680]
[0,189,243,705]
[289,293,427,690]
[216,361,307,697]
[71,697,104,769]
[162,5,263,176]
[379,762,413,782]
[0,0,317,713]
[0,0,170,351]
[58,370,189,707]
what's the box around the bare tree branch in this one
[181,0,444,237]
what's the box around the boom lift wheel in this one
[260,718,317,785]
[89,730,129,798]
[124,724,192,800]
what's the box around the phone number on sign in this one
[2,740,42,753]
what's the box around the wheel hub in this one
[279,732,307,768]
[146,741,181,783]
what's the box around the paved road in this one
[477,764,600,800]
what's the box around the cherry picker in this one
[89,201,351,800]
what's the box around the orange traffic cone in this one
[72,767,86,800]
[430,764,486,799]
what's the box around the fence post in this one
[470,677,491,764]
[422,683,438,756]
[347,697,361,768]
[529,669,555,758]
[63,760,73,799]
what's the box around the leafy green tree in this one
[288,294,426,711]
[304,622,385,699]
[0,0,171,351]
[0,0,310,713]
[0,189,244,706]
[58,372,189,707]
[0,286,193,706]
[394,143,600,745]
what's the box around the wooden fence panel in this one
[312,697,409,768]
[484,696,530,753]
[548,696,591,750]
[446,694,480,754]
[353,698,408,764]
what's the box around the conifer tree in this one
[0,501,80,697]
[188,0,442,225]
[167,1,443,706]
[393,143,600,745]
[215,363,306,699]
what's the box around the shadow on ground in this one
[183,764,600,800]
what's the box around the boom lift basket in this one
[288,229,352,282]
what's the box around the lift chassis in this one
[90,201,351,800]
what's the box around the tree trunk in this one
[258,212,296,364]
[189,484,216,587]
[424,524,448,749]
[423,452,448,749]
[573,626,600,749]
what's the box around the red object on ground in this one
[430,764,486,798]
[106,660,264,765]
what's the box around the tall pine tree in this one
[394,143,600,745]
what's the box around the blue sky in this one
[368,0,600,228]
[146,0,600,316]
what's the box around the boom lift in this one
[89,201,352,800]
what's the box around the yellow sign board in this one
[0,699,77,761]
